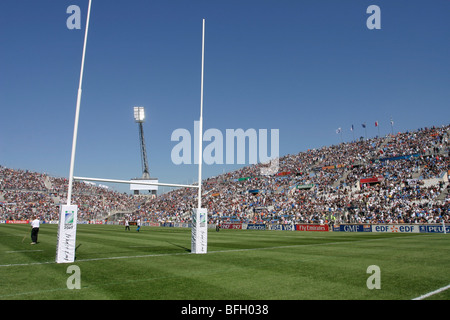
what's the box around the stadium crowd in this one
[1,124,449,226]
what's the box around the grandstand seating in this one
[1,124,449,225]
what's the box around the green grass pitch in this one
[0,224,449,300]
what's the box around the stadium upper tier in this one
[1,124,449,225]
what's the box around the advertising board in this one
[295,224,329,232]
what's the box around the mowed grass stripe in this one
[290,234,450,300]
[73,225,191,259]
[0,224,58,265]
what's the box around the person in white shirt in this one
[30,216,40,244]
[136,219,141,232]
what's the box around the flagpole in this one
[67,0,92,206]
[336,128,343,143]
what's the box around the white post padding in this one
[56,205,78,263]
[191,208,208,254]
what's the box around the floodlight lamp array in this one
[134,106,145,122]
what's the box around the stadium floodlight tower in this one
[134,106,150,179]
[131,106,158,196]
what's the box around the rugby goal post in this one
[56,1,208,263]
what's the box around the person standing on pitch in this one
[216,219,221,232]
[125,219,130,231]
[30,216,40,244]
[136,218,141,232]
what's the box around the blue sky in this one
[1,0,449,194]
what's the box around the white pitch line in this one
[5,250,44,253]
[128,245,154,248]
[412,284,450,300]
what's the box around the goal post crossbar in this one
[73,176,199,189]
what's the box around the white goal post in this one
[56,0,208,263]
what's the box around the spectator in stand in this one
[1,124,449,225]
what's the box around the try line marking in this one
[412,284,450,300]
[5,250,44,253]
